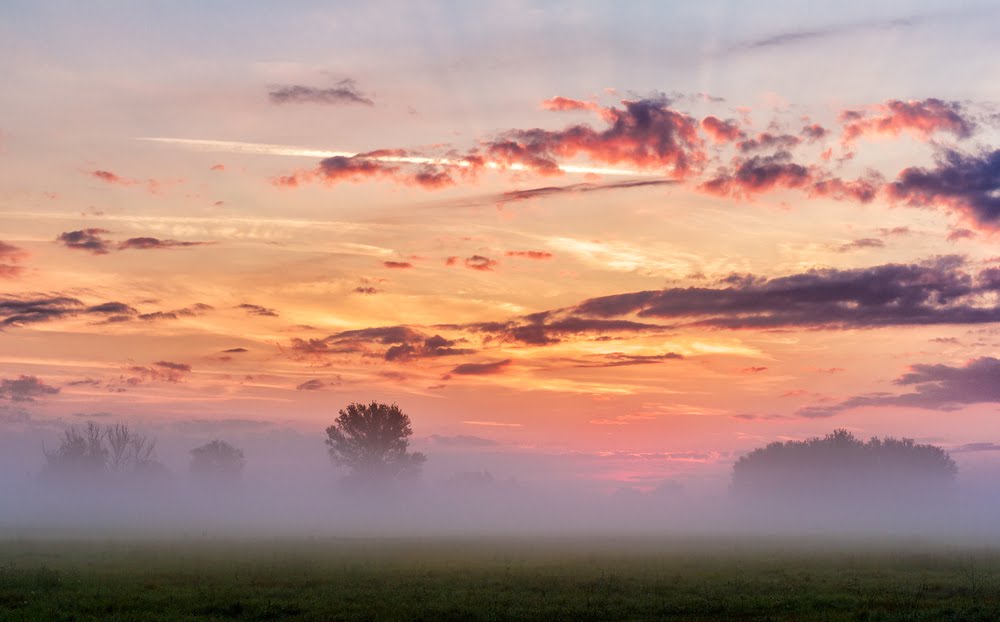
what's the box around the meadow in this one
[2,536,1000,621]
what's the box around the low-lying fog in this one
[2,421,1000,541]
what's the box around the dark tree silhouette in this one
[42,422,107,479]
[189,439,246,483]
[732,429,957,505]
[325,401,427,486]
[105,422,157,473]
[42,422,162,481]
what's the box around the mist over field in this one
[1,419,998,542]
[6,2,1000,618]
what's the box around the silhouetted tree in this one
[189,439,245,483]
[105,422,158,473]
[325,401,427,487]
[42,421,163,482]
[43,422,107,479]
[732,429,957,506]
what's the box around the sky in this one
[3,0,1000,494]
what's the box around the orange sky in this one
[3,1,1000,491]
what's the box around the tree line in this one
[42,404,959,501]
[731,429,958,505]
[42,401,425,487]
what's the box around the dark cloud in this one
[293,325,474,362]
[288,310,670,365]
[493,179,676,206]
[222,348,248,353]
[505,250,553,260]
[834,238,885,253]
[320,154,397,181]
[886,149,1000,229]
[383,261,413,269]
[483,98,705,177]
[0,375,59,402]
[56,229,112,254]
[274,155,396,188]
[330,326,423,345]
[798,357,1000,417]
[732,16,923,51]
[699,151,811,198]
[464,255,497,271]
[296,379,327,391]
[287,337,351,358]
[237,303,278,317]
[354,286,379,294]
[57,231,206,255]
[450,359,512,376]
[385,334,475,362]
[137,303,213,321]
[466,315,667,346]
[411,166,456,189]
[279,255,1000,375]
[66,378,101,387]
[737,133,801,153]
[0,296,136,327]
[574,257,1000,330]
[930,337,960,345]
[276,151,459,190]
[87,302,138,315]
[121,362,190,385]
[801,124,828,141]
[117,237,208,250]
[575,352,684,368]
[268,79,374,106]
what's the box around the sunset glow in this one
[4,1,1000,495]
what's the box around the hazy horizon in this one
[4,1,1000,540]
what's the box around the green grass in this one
[2,537,1000,620]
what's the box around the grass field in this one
[2,537,1000,621]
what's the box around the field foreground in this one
[2,537,1000,621]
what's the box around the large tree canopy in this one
[189,439,246,484]
[732,429,957,506]
[324,401,427,487]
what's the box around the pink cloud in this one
[0,241,28,279]
[541,96,600,112]
[840,98,975,144]
[700,116,743,143]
